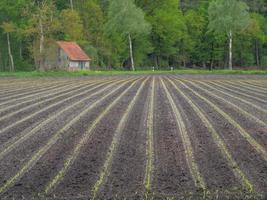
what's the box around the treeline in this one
[0,0,267,71]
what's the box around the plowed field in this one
[0,75,266,199]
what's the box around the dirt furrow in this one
[0,79,105,108]
[0,78,136,197]
[0,78,94,99]
[167,77,254,193]
[232,81,267,93]
[239,81,267,91]
[43,79,142,197]
[97,79,150,199]
[182,80,267,147]
[171,78,267,195]
[0,77,88,89]
[149,79,195,199]
[0,82,94,117]
[0,82,75,104]
[0,82,106,140]
[0,79,131,157]
[0,79,116,126]
[0,79,111,115]
[177,79,267,161]
[198,81,267,117]
[220,81,267,98]
[161,78,206,190]
[210,81,267,107]
[91,78,148,200]
[45,79,145,199]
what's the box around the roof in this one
[57,41,91,61]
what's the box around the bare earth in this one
[0,75,266,199]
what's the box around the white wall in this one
[69,61,79,68]
[85,62,90,69]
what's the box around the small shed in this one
[57,41,91,71]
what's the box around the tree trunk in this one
[20,42,23,60]
[70,0,74,11]
[39,18,45,71]
[154,55,158,68]
[0,47,2,71]
[210,60,213,71]
[210,42,214,71]
[255,40,260,67]
[183,59,186,68]
[157,55,160,69]
[228,30,233,70]
[128,33,135,71]
[7,33,14,72]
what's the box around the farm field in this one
[0,75,266,199]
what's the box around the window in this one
[79,62,85,69]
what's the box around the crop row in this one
[0,76,266,199]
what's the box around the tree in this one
[25,0,60,71]
[60,9,83,41]
[136,0,187,68]
[75,1,108,68]
[151,3,185,68]
[1,22,16,71]
[105,0,151,71]
[208,0,250,70]
[70,0,73,10]
[246,13,267,67]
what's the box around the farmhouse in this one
[57,41,91,71]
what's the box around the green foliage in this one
[0,0,267,71]
[208,0,250,35]
[60,9,84,41]
[247,13,267,43]
[1,22,16,33]
[105,0,151,68]
[106,0,151,38]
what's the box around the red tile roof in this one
[57,41,91,61]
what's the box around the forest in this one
[0,0,267,72]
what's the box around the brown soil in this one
[0,75,266,200]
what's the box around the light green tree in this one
[246,13,267,66]
[105,0,151,71]
[60,9,83,41]
[208,0,250,70]
[1,22,16,71]
[25,0,60,71]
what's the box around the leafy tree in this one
[246,13,267,66]
[1,22,16,71]
[0,0,267,71]
[60,9,83,41]
[78,1,107,68]
[151,3,185,68]
[105,0,151,71]
[208,0,250,70]
[25,0,60,71]
[70,0,74,10]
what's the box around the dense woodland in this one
[0,0,267,71]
